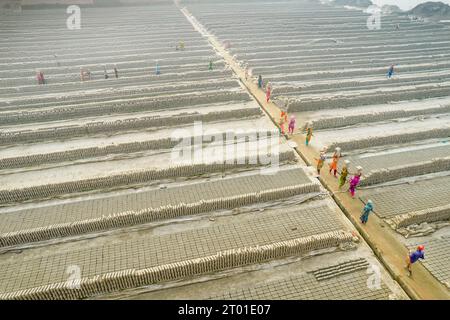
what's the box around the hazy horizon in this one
[372,0,450,10]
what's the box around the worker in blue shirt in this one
[387,64,395,79]
[406,245,425,276]
[360,200,374,224]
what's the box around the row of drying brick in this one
[0,167,316,244]
[0,149,295,204]
[328,128,450,152]
[360,175,450,219]
[0,60,227,89]
[209,260,391,300]
[2,48,214,76]
[1,202,344,283]
[2,105,261,138]
[0,130,277,169]
[0,53,220,87]
[250,54,450,77]
[312,258,370,281]
[0,103,257,146]
[0,84,247,115]
[386,203,450,230]
[0,183,320,247]
[0,78,236,116]
[0,69,235,96]
[285,85,450,112]
[305,105,450,131]
[1,158,310,221]
[341,145,450,173]
[360,156,450,187]
[0,231,353,300]
[409,237,450,289]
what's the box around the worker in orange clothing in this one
[329,147,341,177]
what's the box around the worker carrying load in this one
[304,123,313,146]
[315,146,328,175]
[288,115,296,135]
[329,147,341,177]
[348,166,363,198]
[278,111,288,135]
[339,160,350,188]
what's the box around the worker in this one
[53,54,61,67]
[339,160,350,188]
[36,70,45,85]
[329,147,341,177]
[305,123,313,146]
[278,116,286,135]
[156,61,161,75]
[315,147,328,175]
[387,64,395,78]
[266,82,272,103]
[258,75,263,89]
[209,59,213,70]
[406,246,425,276]
[104,66,109,79]
[348,166,363,198]
[360,200,374,224]
[114,65,119,79]
[278,111,287,134]
[288,115,296,135]
[80,67,91,81]
[244,64,249,80]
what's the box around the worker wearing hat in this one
[329,147,341,177]
[339,159,350,188]
[349,166,363,198]
[407,245,425,276]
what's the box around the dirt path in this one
[178,4,450,300]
